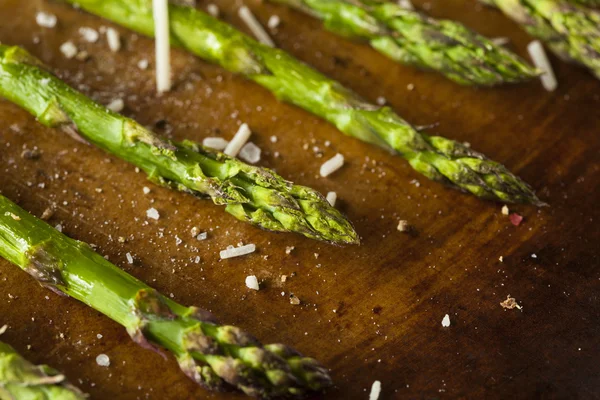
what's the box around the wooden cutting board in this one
[1,0,598,398]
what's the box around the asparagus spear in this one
[64,0,543,205]
[481,0,600,79]
[269,0,538,86]
[0,45,358,245]
[0,195,332,398]
[0,341,86,400]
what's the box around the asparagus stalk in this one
[0,195,332,398]
[0,45,358,245]
[64,0,543,205]
[269,0,539,86]
[481,0,600,79]
[0,341,86,400]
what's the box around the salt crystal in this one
[137,59,149,70]
[106,98,124,113]
[106,28,121,52]
[126,252,133,264]
[207,4,219,17]
[289,294,300,305]
[202,137,229,150]
[96,354,110,367]
[442,314,451,327]
[142,187,151,195]
[267,15,281,30]
[239,142,262,164]
[146,208,160,220]
[369,380,382,400]
[270,135,278,143]
[397,220,410,232]
[60,41,78,59]
[376,96,386,106]
[0,325,7,335]
[36,12,57,28]
[320,153,344,177]
[220,244,256,259]
[196,232,208,241]
[245,275,259,290]
[96,334,103,339]
[55,224,63,232]
[79,27,99,43]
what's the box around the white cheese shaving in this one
[238,6,275,47]
[442,314,451,327]
[79,27,99,43]
[224,123,252,157]
[220,244,256,259]
[202,137,229,150]
[146,208,160,220]
[326,191,337,207]
[267,15,281,30]
[501,205,509,216]
[60,41,78,59]
[0,325,7,335]
[96,354,110,367]
[320,153,344,177]
[527,40,557,92]
[153,0,172,93]
[106,98,124,113]
[207,4,220,17]
[245,275,260,290]
[369,380,382,400]
[36,12,57,28]
[239,142,262,164]
[106,28,121,52]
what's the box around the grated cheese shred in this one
[238,6,275,47]
[153,0,172,93]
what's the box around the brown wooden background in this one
[1,0,599,398]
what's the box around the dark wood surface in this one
[1,0,599,398]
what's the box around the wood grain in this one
[0,0,598,398]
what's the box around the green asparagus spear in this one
[0,195,332,398]
[0,45,358,245]
[481,0,600,79]
[269,0,538,86]
[0,341,86,400]
[64,0,543,205]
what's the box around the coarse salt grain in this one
[397,0,414,10]
[96,354,110,367]
[527,40,557,92]
[442,314,451,327]
[197,232,208,241]
[238,6,275,47]
[267,15,280,30]
[79,27,99,43]
[143,187,151,194]
[106,28,121,52]
[60,41,78,59]
[55,224,63,233]
[137,59,149,70]
[146,208,160,220]
[126,252,134,264]
[245,275,259,290]
[224,123,252,157]
[106,98,124,113]
[239,142,262,164]
[320,153,344,177]
[36,12,57,28]
[0,325,7,335]
[397,220,410,232]
[326,191,337,207]
[376,96,386,106]
[220,244,256,259]
[207,4,219,17]
[369,380,382,400]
